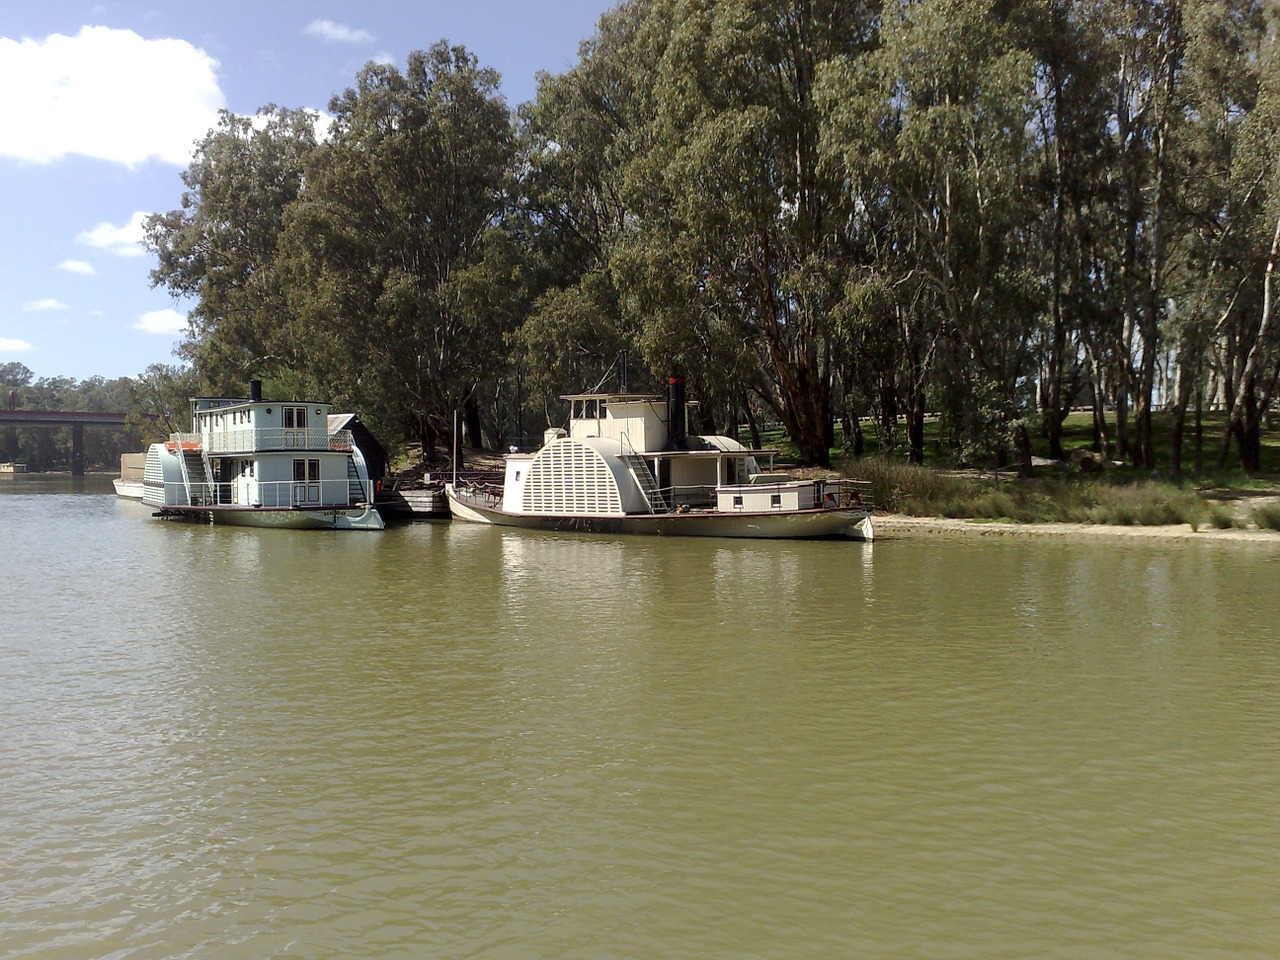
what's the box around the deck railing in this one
[151,478,362,508]
[169,429,354,454]
[671,477,872,510]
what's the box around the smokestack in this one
[249,379,262,402]
[667,376,687,450]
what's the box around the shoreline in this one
[874,513,1280,544]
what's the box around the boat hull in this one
[113,478,144,500]
[446,485,872,540]
[156,504,385,530]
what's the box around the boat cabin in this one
[500,388,783,516]
[144,392,370,510]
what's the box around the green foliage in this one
[0,373,151,471]
[145,106,321,392]
[133,1,1280,476]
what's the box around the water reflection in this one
[1,493,1276,958]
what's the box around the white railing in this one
[153,478,363,508]
[169,429,354,454]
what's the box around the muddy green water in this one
[2,477,1277,958]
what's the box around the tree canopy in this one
[136,3,1280,472]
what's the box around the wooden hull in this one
[157,503,385,530]
[446,485,872,540]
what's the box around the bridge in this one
[0,409,136,475]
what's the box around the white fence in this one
[169,429,354,454]
[156,478,365,508]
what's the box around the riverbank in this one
[875,513,1280,544]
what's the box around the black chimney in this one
[249,379,262,402]
[667,376,687,450]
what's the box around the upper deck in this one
[173,397,352,455]
[562,392,694,453]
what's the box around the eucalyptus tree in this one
[1159,1,1270,472]
[1074,0,1188,468]
[1204,1,1280,471]
[1018,1,1114,460]
[604,0,882,466]
[515,0,668,410]
[277,43,516,457]
[823,0,1042,473]
[144,107,322,393]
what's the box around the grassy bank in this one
[772,410,1280,529]
[844,458,1271,529]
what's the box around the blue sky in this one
[0,1,614,382]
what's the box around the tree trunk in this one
[1014,421,1034,479]
[1219,209,1280,470]
[907,380,926,465]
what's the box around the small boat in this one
[113,452,146,499]
[446,378,873,540]
[140,381,384,530]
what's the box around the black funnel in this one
[667,376,687,450]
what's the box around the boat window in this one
[293,459,306,482]
[584,399,597,419]
[771,493,782,508]
[284,408,295,429]
[733,495,743,508]
[598,401,607,418]
[308,459,320,481]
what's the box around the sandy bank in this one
[874,513,1280,545]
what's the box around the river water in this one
[1,476,1276,959]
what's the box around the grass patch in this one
[843,456,1222,527]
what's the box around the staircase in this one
[177,448,214,505]
[346,456,367,504]
[621,454,668,513]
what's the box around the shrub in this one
[1251,501,1280,530]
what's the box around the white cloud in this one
[133,309,186,334]
[305,19,375,44]
[0,338,34,353]
[22,298,68,312]
[0,26,225,166]
[58,260,96,275]
[77,211,150,257]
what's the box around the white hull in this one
[157,504,384,530]
[113,478,144,500]
[446,484,872,540]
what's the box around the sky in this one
[0,0,614,383]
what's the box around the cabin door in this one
[283,406,308,448]
[293,458,321,504]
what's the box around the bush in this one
[1206,503,1238,529]
[1251,501,1280,530]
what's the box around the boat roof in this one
[190,396,329,409]
[646,446,778,459]
[560,392,664,402]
